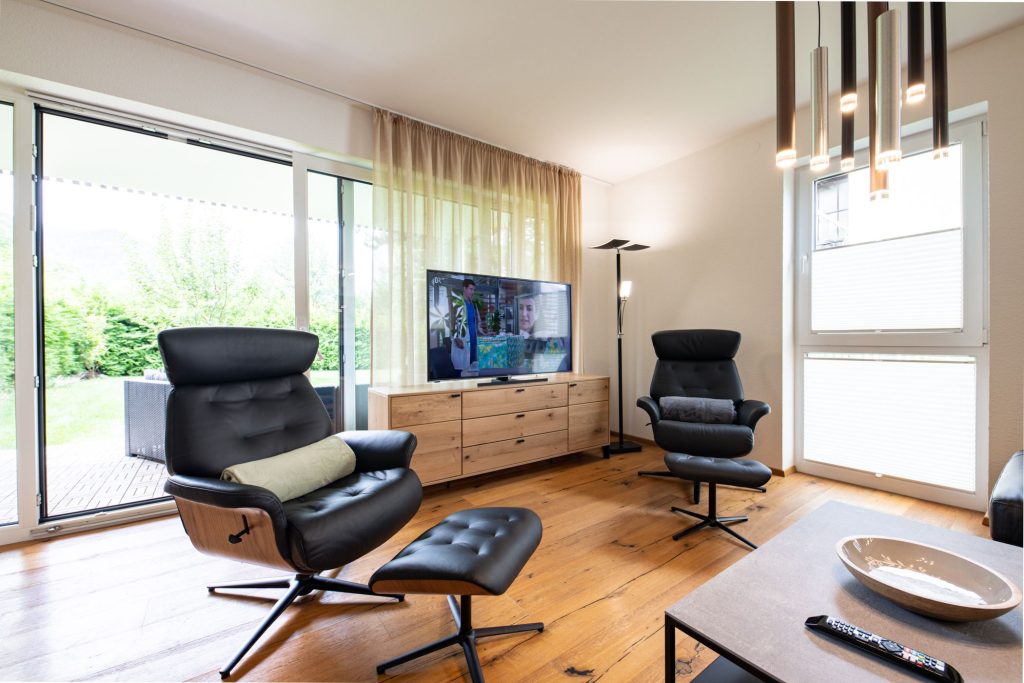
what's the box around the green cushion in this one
[220,434,357,502]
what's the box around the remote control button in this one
[880,640,901,652]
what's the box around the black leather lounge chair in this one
[158,327,423,679]
[636,329,771,502]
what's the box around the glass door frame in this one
[793,110,990,512]
[0,90,373,545]
[293,153,370,432]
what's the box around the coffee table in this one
[665,500,1023,682]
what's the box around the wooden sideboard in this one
[368,373,610,486]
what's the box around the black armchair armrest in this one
[341,430,418,472]
[164,474,291,559]
[637,396,661,425]
[736,400,771,429]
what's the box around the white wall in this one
[592,24,1024,487]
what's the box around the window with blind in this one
[796,115,987,508]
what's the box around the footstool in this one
[664,453,772,550]
[369,507,543,683]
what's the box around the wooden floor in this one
[0,444,987,682]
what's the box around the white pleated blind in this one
[811,229,963,331]
[803,353,976,492]
[811,145,964,332]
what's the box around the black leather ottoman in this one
[665,453,772,550]
[369,507,543,683]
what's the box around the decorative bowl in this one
[836,535,1022,622]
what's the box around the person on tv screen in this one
[518,294,538,338]
[451,278,482,371]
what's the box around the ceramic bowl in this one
[836,535,1022,622]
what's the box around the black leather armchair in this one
[159,327,423,679]
[637,330,770,502]
[990,451,1023,547]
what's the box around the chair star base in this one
[210,573,403,679]
[376,595,543,683]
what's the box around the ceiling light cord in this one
[817,2,822,48]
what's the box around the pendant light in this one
[875,9,902,170]
[775,1,796,168]
[907,2,926,104]
[931,2,950,158]
[840,1,856,171]
[867,2,889,201]
[809,3,829,172]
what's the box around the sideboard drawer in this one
[390,392,462,427]
[463,407,568,447]
[462,384,567,419]
[568,378,609,405]
[462,430,567,474]
[402,420,462,483]
[568,401,610,452]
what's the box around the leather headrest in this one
[651,330,741,361]
[158,327,319,386]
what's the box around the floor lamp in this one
[591,239,649,457]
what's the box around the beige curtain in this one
[371,109,582,386]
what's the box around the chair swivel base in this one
[669,483,759,550]
[377,594,543,683]
[209,573,404,679]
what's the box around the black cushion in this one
[159,327,319,386]
[284,468,423,572]
[990,451,1023,547]
[653,421,754,458]
[665,453,772,489]
[164,375,332,477]
[649,330,745,402]
[652,329,741,361]
[369,508,542,596]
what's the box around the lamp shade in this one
[907,2,926,104]
[875,9,903,170]
[619,281,632,299]
[775,1,796,168]
[810,46,830,172]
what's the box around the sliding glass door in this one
[0,102,14,526]
[36,109,294,519]
[306,169,373,430]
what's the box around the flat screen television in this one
[426,269,572,382]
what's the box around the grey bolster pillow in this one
[659,396,737,424]
[221,434,356,502]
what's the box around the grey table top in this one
[666,501,1023,683]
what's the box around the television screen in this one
[426,270,572,381]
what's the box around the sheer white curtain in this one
[371,110,582,386]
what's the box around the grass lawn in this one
[0,369,372,450]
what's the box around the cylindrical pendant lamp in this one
[810,46,830,171]
[868,2,889,200]
[931,2,949,158]
[840,1,856,170]
[776,1,796,168]
[840,1,857,113]
[876,9,902,170]
[907,2,926,104]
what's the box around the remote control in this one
[805,615,963,682]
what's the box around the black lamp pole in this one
[591,239,648,457]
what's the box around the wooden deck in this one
[0,441,168,523]
[0,443,988,682]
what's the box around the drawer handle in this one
[569,383,578,388]
[516,438,526,444]
[450,394,460,399]
[515,388,525,393]
[515,413,525,418]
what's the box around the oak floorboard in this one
[0,444,988,682]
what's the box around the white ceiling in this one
[46,0,1024,184]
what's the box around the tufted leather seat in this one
[665,453,772,490]
[369,508,542,596]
